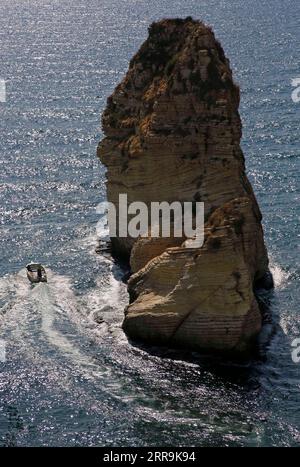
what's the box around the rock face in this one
[98,18,270,354]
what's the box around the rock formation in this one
[98,18,271,354]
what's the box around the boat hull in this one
[26,269,47,283]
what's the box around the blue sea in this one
[0,0,299,446]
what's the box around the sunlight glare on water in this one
[0,0,299,447]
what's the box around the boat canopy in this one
[26,263,43,271]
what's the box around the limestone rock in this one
[98,18,270,354]
[130,233,185,273]
[125,198,268,353]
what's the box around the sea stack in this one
[98,18,271,354]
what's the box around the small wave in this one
[80,259,128,340]
[269,261,290,288]
[74,226,100,255]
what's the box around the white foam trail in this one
[78,258,128,340]
[29,278,111,381]
[34,285,80,353]
[0,270,31,321]
[0,265,143,404]
[0,269,29,300]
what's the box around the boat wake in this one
[0,252,299,445]
[0,264,138,405]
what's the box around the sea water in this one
[0,0,299,446]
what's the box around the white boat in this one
[26,263,47,283]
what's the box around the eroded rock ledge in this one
[98,18,271,355]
